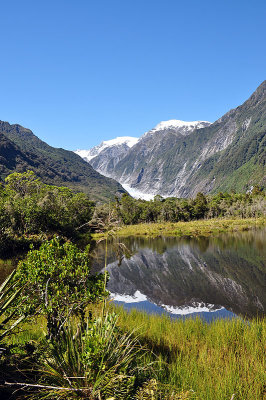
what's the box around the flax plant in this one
[0,270,25,345]
[16,312,154,400]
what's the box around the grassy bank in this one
[93,217,266,239]
[6,304,265,400]
[114,306,265,400]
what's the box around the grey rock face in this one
[90,142,133,177]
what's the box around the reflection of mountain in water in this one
[92,230,266,318]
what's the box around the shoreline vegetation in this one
[92,217,266,239]
[114,305,266,400]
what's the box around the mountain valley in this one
[77,81,265,198]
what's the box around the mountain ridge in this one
[0,121,126,202]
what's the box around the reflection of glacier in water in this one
[91,229,266,321]
[111,290,147,303]
[110,291,234,322]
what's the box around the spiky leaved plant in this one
[18,312,154,400]
[0,270,25,346]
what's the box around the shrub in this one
[15,237,108,340]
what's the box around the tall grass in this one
[6,313,193,400]
[115,306,266,400]
[93,217,265,239]
[4,304,265,399]
[5,316,46,347]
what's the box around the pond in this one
[91,229,266,321]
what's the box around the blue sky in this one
[0,0,265,149]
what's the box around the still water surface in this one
[0,230,265,321]
[92,229,266,321]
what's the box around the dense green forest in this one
[92,189,265,228]
[0,171,96,256]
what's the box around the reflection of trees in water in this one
[211,229,265,251]
[92,229,265,271]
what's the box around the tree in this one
[15,237,108,340]
[4,170,41,197]
[119,194,141,225]
[1,171,95,237]
[193,192,208,219]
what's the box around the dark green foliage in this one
[191,192,208,219]
[94,190,265,227]
[14,237,107,339]
[0,171,95,243]
[0,121,126,202]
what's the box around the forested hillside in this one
[0,121,126,202]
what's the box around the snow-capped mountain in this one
[75,136,139,163]
[74,82,266,199]
[75,119,211,198]
[75,120,211,194]
[144,119,211,137]
[99,81,265,198]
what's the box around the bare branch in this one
[4,381,83,391]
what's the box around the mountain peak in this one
[101,136,139,148]
[153,119,211,131]
[75,136,139,162]
[141,119,211,139]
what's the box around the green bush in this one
[0,171,95,238]
[15,237,108,340]
[22,312,191,400]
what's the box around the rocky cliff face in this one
[75,136,139,177]
[77,81,265,197]
[112,120,214,197]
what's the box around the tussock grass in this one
[93,217,265,239]
[4,305,266,399]
[115,306,266,400]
